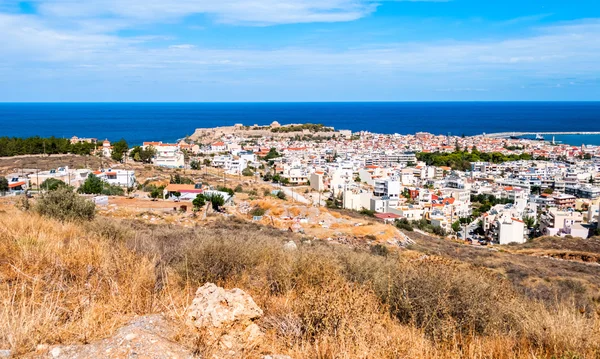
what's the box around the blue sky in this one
[1,0,599,101]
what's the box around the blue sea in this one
[1,102,599,146]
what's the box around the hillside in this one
[1,205,599,358]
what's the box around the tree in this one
[173,191,181,200]
[190,160,201,170]
[170,174,193,184]
[203,158,212,167]
[451,221,462,234]
[206,193,225,211]
[40,178,67,191]
[523,215,536,229]
[130,145,156,163]
[111,139,129,162]
[150,188,161,201]
[263,148,280,160]
[0,177,8,194]
[192,193,206,210]
[543,188,554,194]
[78,174,104,194]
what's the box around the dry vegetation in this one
[0,154,112,173]
[406,231,600,312]
[1,206,600,358]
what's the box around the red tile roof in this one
[8,181,26,188]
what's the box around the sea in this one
[1,102,600,146]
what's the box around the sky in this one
[1,0,599,102]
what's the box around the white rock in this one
[283,240,298,251]
[187,283,264,354]
[50,347,61,358]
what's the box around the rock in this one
[29,315,194,359]
[50,348,61,358]
[187,283,264,356]
[283,241,297,251]
[262,355,292,359]
[0,350,11,358]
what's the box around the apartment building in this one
[540,208,584,236]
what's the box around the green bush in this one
[192,194,206,210]
[40,178,68,191]
[205,193,225,211]
[216,186,235,196]
[35,187,95,221]
[249,207,266,217]
[276,190,287,200]
[395,218,414,231]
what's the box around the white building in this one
[145,143,185,168]
[373,178,401,206]
[101,140,112,158]
[497,216,526,245]
[310,172,325,192]
[93,169,136,187]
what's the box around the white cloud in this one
[169,44,196,49]
[34,0,377,26]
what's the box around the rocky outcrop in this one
[30,284,279,359]
[187,283,264,357]
[33,315,194,359]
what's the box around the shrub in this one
[216,186,235,196]
[395,218,414,231]
[359,208,375,217]
[370,244,389,256]
[40,178,68,191]
[101,184,124,196]
[35,187,95,221]
[249,207,266,217]
[234,184,244,193]
[277,191,287,200]
[432,226,447,236]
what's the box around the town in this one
[2,122,600,245]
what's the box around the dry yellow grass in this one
[1,208,600,358]
[0,211,173,355]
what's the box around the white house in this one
[211,141,227,152]
[145,143,185,168]
[497,216,526,245]
[93,169,136,187]
[373,178,401,206]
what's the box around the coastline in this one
[2,102,600,146]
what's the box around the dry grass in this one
[0,154,113,174]
[0,211,165,355]
[1,209,600,358]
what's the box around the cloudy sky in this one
[1,0,599,101]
